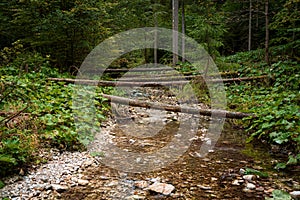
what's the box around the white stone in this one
[243,175,256,181]
[148,182,175,195]
[77,179,89,186]
[246,182,256,190]
[51,184,68,192]
[290,191,300,199]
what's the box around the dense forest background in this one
[0,0,299,70]
[0,0,299,178]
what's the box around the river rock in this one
[246,182,256,190]
[243,175,256,181]
[77,179,89,186]
[232,180,240,186]
[51,184,69,192]
[134,180,149,189]
[148,182,175,195]
[197,185,212,190]
[125,195,146,200]
[290,191,300,199]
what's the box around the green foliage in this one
[1,0,112,69]
[265,189,292,200]
[269,0,300,59]
[0,53,109,177]
[244,168,269,178]
[224,57,299,169]
[0,180,5,189]
[185,1,226,59]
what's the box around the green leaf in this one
[244,168,268,178]
[0,180,5,189]
[275,162,286,170]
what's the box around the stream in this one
[1,87,299,200]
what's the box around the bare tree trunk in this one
[101,94,254,119]
[154,17,158,66]
[172,0,179,66]
[181,0,185,62]
[265,0,269,64]
[248,0,252,51]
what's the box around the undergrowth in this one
[0,45,110,177]
[223,50,299,169]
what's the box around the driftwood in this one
[101,94,253,119]
[48,75,268,87]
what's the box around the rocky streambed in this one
[1,87,299,199]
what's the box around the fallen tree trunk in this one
[48,75,268,87]
[101,94,254,119]
[47,78,189,87]
[82,67,174,73]
[210,75,268,83]
[113,75,268,82]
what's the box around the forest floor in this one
[1,87,299,200]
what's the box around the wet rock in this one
[125,195,146,200]
[51,184,69,192]
[77,179,89,186]
[232,180,240,186]
[290,191,300,199]
[243,175,256,181]
[246,183,256,190]
[148,182,175,195]
[239,168,246,175]
[134,180,149,189]
[105,180,119,187]
[197,185,212,190]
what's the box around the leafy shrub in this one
[0,52,110,176]
[225,59,299,169]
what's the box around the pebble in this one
[290,191,300,199]
[77,179,89,186]
[246,183,256,190]
[125,195,146,200]
[134,181,149,189]
[51,184,69,192]
[243,175,256,181]
[197,185,212,190]
[148,182,175,195]
[0,150,95,199]
[232,180,240,186]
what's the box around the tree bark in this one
[86,67,174,73]
[248,0,252,51]
[181,0,185,62]
[101,94,254,119]
[172,0,179,66]
[48,75,268,86]
[265,0,269,64]
[114,75,268,82]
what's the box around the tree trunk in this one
[48,75,268,86]
[265,0,269,64]
[248,0,252,51]
[172,0,179,66]
[101,94,254,119]
[181,0,185,62]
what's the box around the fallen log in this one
[48,75,268,87]
[48,78,189,87]
[209,75,268,83]
[82,67,174,73]
[101,94,254,119]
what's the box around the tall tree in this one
[249,0,252,51]
[172,0,179,66]
[265,0,269,64]
[181,0,186,62]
